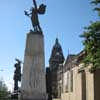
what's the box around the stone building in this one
[46,67,52,100]
[61,51,100,100]
[46,39,100,100]
[46,38,65,100]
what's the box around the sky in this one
[0,0,99,91]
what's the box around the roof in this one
[63,50,86,72]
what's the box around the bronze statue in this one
[24,0,46,32]
[13,59,21,92]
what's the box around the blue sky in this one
[0,0,99,91]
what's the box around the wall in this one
[85,66,94,100]
[61,64,95,100]
[94,69,100,100]
[61,66,82,100]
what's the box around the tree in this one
[80,0,100,72]
[80,21,100,72]
[91,0,100,16]
[0,80,10,100]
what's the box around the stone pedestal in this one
[21,31,47,100]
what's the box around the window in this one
[66,72,69,92]
[65,70,73,92]
[70,70,73,92]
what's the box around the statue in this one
[13,59,22,92]
[24,0,46,32]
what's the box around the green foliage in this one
[0,80,10,100]
[91,0,100,16]
[80,21,100,70]
[91,0,100,4]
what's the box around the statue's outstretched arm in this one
[24,11,32,17]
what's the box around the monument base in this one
[21,30,47,100]
[20,93,48,100]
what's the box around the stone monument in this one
[21,0,47,100]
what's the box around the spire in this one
[56,38,58,44]
[53,38,61,51]
[49,38,65,69]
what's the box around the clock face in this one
[56,52,60,55]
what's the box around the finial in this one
[56,38,59,44]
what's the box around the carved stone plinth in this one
[21,31,47,100]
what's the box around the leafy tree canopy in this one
[80,21,100,71]
[91,0,100,15]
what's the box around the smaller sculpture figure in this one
[13,59,21,92]
[24,0,46,32]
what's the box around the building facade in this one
[46,40,100,100]
[46,38,65,100]
[61,51,100,100]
